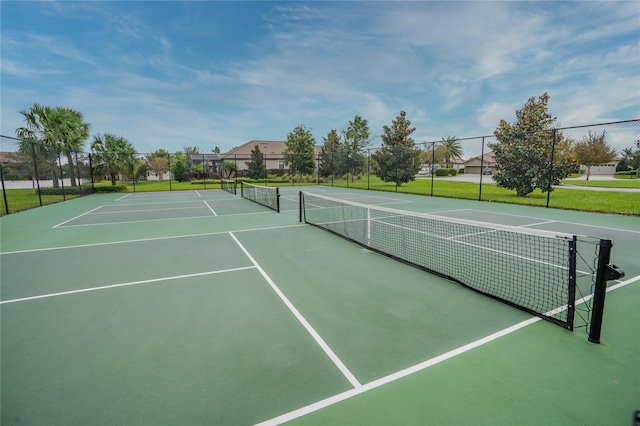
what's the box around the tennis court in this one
[1,187,638,425]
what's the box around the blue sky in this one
[1,1,638,156]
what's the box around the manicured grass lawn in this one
[1,188,80,215]
[561,179,640,188]
[324,176,640,215]
[3,176,639,216]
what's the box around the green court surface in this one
[1,187,638,425]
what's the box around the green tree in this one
[489,93,572,196]
[245,145,267,180]
[221,160,237,178]
[372,111,421,186]
[439,136,463,168]
[172,151,187,181]
[183,146,200,155]
[572,131,617,180]
[190,163,205,179]
[91,133,136,185]
[284,125,316,181]
[420,143,448,170]
[617,140,639,171]
[343,115,371,180]
[16,103,90,188]
[146,149,169,181]
[318,129,343,178]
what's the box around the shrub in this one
[614,170,638,178]
[93,185,126,193]
[433,168,458,176]
[37,186,102,195]
[267,169,287,177]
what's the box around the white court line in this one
[105,200,214,207]
[55,214,217,228]
[105,198,241,209]
[0,224,306,255]
[428,209,473,215]
[196,191,202,197]
[229,232,362,389]
[203,200,217,216]
[0,266,256,305]
[256,273,640,426]
[462,209,640,234]
[256,317,541,426]
[91,206,205,214]
[52,206,104,228]
[519,220,557,228]
[116,194,131,201]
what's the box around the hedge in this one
[435,168,458,176]
[37,185,127,195]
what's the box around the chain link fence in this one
[319,120,639,215]
[2,119,638,215]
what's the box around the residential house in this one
[580,158,620,176]
[463,152,497,174]
[0,152,34,179]
[187,153,221,177]
[220,140,323,171]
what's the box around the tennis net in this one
[299,191,578,329]
[221,179,237,195]
[241,182,280,212]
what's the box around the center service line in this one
[228,232,361,389]
[203,200,217,216]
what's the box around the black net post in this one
[299,191,303,222]
[588,239,622,344]
[588,239,611,343]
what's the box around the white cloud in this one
[477,101,519,130]
[1,1,637,154]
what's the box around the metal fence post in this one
[1,163,9,215]
[546,129,557,208]
[31,141,43,206]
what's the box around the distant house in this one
[220,140,323,171]
[0,152,33,179]
[464,152,497,174]
[580,158,620,176]
[187,153,221,177]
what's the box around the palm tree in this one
[91,133,136,185]
[58,108,90,187]
[16,104,90,188]
[439,136,463,168]
[16,103,61,187]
